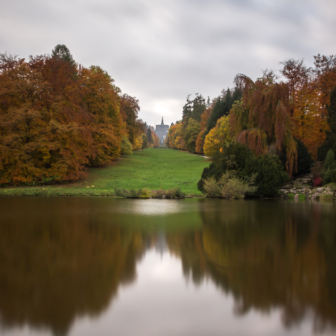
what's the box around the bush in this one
[320,193,334,201]
[203,177,220,197]
[120,135,133,155]
[165,187,186,198]
[114,188,142,198]
[198,143,288,197]
[151,189,166,199]
[140,188,151,198]
[198,143,253,192]
[322,149,336,184]
[203,171,257,199]
[244,154,289,197]
[114,187,185,199]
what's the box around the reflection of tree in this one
[0,204,151,336]
[167,200,336,333]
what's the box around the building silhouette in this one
[155,117,169,145]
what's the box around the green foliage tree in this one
[318,86,336,161]
[191,94,206,122]
[184,118,200,153]
[295,138,313,176]
[322,149,336,184]
[182,94,206,127]
[51,44,76,66]
[198,143,288,197]
[142,134,148,149]
[120,135,133,155]
[147,128,152,143]
[206,87,242,134]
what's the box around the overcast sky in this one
[1,0,335,126]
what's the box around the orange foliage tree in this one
[0,52,124,185]
[280,57,334,159]
[195,107,212,154]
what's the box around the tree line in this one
[0,45,159,185]
[166,54,336,196]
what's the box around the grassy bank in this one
[0,148,210,196]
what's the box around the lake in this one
[0,197,336,336]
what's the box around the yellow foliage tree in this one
[204,116,232,157]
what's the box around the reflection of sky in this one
[68,251,332,336]
[3,249,332,336]
[110,199,200,216]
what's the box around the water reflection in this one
[0,198,335,335]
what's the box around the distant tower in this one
[155,117,169,146]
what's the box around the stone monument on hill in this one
[155,117,169,145]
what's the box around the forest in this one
[0,45,159,186]
[166,55,336,197]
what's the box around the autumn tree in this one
[195,107,212,153]
[203,115,232,157]
[230,72,297,175]
[119,94,140,145]
[0,49,126,185]
[280,58,330,159]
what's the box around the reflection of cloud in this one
[112,199,195,215]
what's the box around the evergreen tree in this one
[206,87,242,134]
[182,95,192,121]
[295,139,313,176]
[147,128,152,143]
[322,149,336,183]
[318,86,336,161]
[51,44,76,66]
[197,143,288,197]
[191,94,206,122]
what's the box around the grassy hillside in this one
[0,148,210,196]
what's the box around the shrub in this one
[203,177,220,197]
[165,187,186,198]
[203,171,257,199]
[140,188,151,198]
[299,194,306,200]
[114,188,142,198]
[120,135,133,155]
[151,189,166,199]
[320,193,334,201]
[313,177,323,188]
[198,143,253,192]
[322,150,336,184]
[244,154,289,197]
[198,143,288,198]
[114,187,185,199]
[219,171,257,199]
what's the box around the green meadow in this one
[0,148,210,196]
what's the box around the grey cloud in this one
[1,0,335,125]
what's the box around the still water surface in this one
[0,198,336,336]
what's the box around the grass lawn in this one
[0,148,210,196]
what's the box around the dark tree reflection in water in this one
[0,198,336,335]
[167,200,336,334]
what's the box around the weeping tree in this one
[229,72,297,176]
